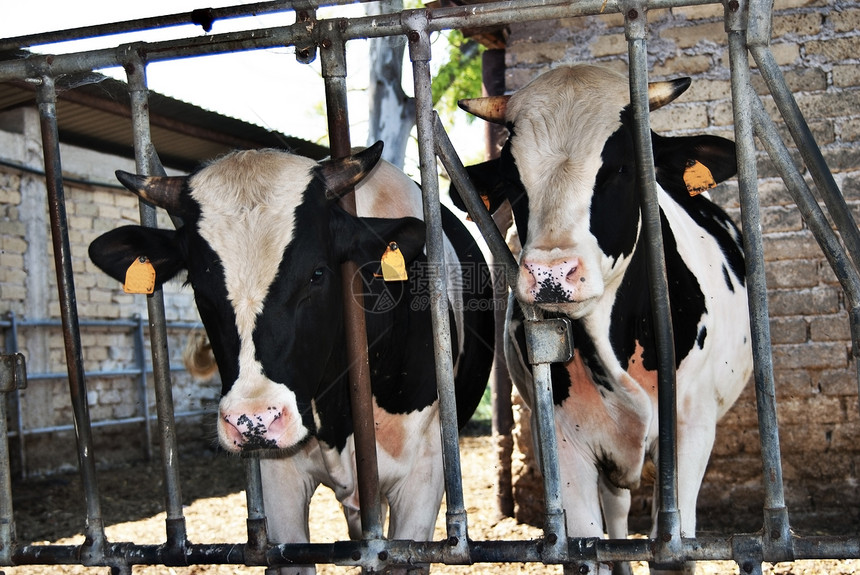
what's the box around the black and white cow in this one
[455,65,752,574]
[88,142,495,573]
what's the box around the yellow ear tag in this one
[380,242,408,282]
[124,256,156,294]
[683,160,717,196]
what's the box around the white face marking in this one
[507,66,631,312]
[193,149,317,451]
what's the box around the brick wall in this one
[0,108,221,476]
[503,0,860,534]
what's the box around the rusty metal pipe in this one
[124,54,189,563]
[319,23,384,541]
[36,72,108,565]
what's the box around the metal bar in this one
[4,313,27,480]
[432,114,568,563]
[748,46,860,274]
[5,534,858,568]
[0,355,22,566]
[725,5,793,563]
[0,0,725,81]
[124,53,188,562]
[0,0,359,51]
[0,316,204,330]
[406,18,470,562]
[35,71,107,565]
[6,410,210,438]
[19,366,189,381]
[749,97,860,306]
[243,457,269,566]
[624,5,682,567]
[433,115,518,285]
[133,314,154,461]
[319,20,384,542]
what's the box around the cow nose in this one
[522,258,584,303]
[221,406,286,450]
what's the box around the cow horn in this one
[458,95,510,125]
[115,171,187,216]
[648,77,692,111]
[321,140,385,200]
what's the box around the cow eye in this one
[310,267,325,284]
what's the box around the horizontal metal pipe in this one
[0,0,360,51]
[24,365,187,381]
[5,410,210,438]
[0,0,720,81]
[8,534,859,568]
[1,314,203,331]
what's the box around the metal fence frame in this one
[0,312,211,478]
[0,0,859,573]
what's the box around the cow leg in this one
[382,428,444,575]
[555,430,614,575]
[648,411,716,575]
[260,458,320,575]
[598,476,633,575]
[598,474,630,539]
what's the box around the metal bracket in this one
[0,354,27,392]
[524,317,574,365]
[294,1,319,65]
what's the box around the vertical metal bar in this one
[725,5,792,562]
[0,354,23,566]
[749,93,860,416]
[624,6,681,563]
[36,72,107,563]
[319,21,384,541]
[123,51,188,561]
[133,315,154,461]
[244,457,269,565]
[481,47,515,519]
[433,115,567,564]
[406,15,469,562]
[5,313,26,480]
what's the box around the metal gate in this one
[0,0,858,573]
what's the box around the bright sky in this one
[0,0,483,177]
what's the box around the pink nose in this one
[522,258,583,303]
[221,406,287,450]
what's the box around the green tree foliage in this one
[431,30,484,126]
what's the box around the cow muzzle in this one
[519,256,586,304]
[218,392,309,453]
[221,407,288,450]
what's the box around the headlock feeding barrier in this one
[0,0,859,573]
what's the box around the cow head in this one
[456,65,736,319]
[89,143,426,453]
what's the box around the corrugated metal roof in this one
[0,54,329,171]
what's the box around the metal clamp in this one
[524,317,574,365]
[0,354,27,392]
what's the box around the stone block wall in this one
[502,0,860,534]
[0,108,221,476]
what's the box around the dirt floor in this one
[6,434,859,575]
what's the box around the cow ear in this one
[89,226,185,288]
[449,159,509,216]
[653,134,738,193]
[330,207,426,267]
